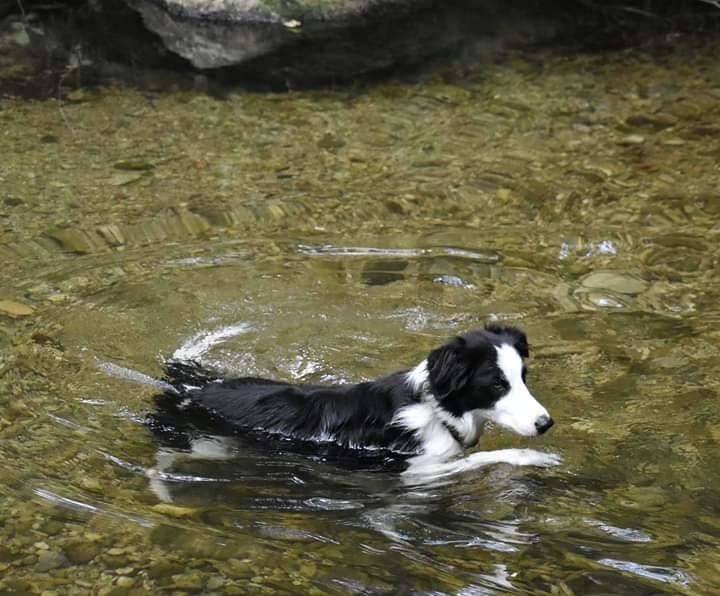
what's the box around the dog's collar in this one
[420,391,466,447]
[410,368,468,448]
[440,419,465,446]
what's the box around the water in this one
[2,35,720,594]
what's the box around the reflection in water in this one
[3,32,720,595]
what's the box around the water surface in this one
[1,37,720,594]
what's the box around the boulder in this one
[126,0,467,82]
[139,0,419,23]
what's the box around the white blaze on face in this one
[486,343,550,437]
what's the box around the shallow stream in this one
[1,34,720,594]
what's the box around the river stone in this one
[147,560,185,579]
[115,566,135,575]
[206,576,226,591]
[150,503,198,518]
[170,572,207,591]
[617,134,645,145]
[115,576,136,588]
[135,0,418,23]
[35,550,68,572]
[65,540,101,564]
[580,271,648,295]
[0,546,17,563]
[0,299,34,317]
[47,229,104,254]
[216,558,253,580]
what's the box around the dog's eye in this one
[492,381,506,392]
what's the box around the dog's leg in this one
[463,448,562,469]
[403,448,562,481]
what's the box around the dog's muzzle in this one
[534,415,554,435]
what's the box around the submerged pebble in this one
[206,576,226,590]
[617,134,645,145]
[0,300,34,317]
[35,550,68,572]
[64,541,100,564]
[580,271,649,295]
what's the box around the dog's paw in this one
[463,448,563,469]
[513,448,563,468]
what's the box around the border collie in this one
[151,324,559,479]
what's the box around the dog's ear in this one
[426,335,473,399]
[485,323,529,358]
[504,326,529,358]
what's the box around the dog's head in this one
[426,325,553,437]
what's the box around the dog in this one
[148,323,559,480]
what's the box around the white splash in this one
[172,322,251,362]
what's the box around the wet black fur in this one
[149,324,530,456]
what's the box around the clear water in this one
[1,36,720,594]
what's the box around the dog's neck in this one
[404,360,484,450]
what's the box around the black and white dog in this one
[150,324,559,479]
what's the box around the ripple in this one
[598,558,692,586]
[102,452,229,484]
[586,519,654,543]
[384,306,462,331]
[304,496,364,511]
[172,322,253,362]
[47,413,89,432]
[253,521,339,544]
[248,496,363,511]
[298,244,500,263]
[33,488,153,528]
[425,536,520,553]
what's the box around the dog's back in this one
[153,360,421,454]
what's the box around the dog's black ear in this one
[504,326,529,358]
[426,336,472,399]
[486,323,529,358]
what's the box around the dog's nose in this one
[535,415,554,435]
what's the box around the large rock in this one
[127,0,456,78]
[0,0,564,91]
[141,0,419,23]
[125,0,557,84]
